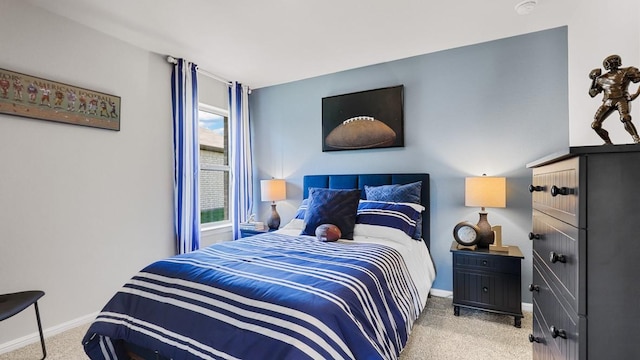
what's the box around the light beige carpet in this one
[0,296,532,359]
[400,296,532,359]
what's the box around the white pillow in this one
[359,200,425,212]
[281,218,305,231]
[352,223,415,244]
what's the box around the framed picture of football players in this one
[0,68,120,131]
[321,85,404,152]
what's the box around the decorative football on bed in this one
[315,224,342,242]
[325,116,396,150]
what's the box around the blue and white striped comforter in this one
[83,232,426,360]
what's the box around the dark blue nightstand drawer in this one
[453,252,521,275]
[240,228,275,238]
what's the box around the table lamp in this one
[465,175,506,248]
[261,179,286,230]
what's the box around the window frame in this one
[198,103,231,231]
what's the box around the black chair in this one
[0,291,46,359]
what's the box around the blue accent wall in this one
[249,27,568,299]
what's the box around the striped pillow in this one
[356,201,421,238]
[364,181,423,239]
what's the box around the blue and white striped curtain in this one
[171,59,200,254]
[230,82,253,240]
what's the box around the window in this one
[198,105,229,226]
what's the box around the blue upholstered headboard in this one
[302,173,430,249]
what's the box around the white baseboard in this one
[0,312,98,355]
[429,287,533,313]
[429,288,453,298]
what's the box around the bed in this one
[83,173,436,360]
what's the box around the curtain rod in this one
[167,56,232,86]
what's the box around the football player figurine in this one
[588,54,640,145]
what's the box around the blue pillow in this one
[294,198,309,219]
[364,181,421,203]
[364,181,423,239]
[301,188,361,240]
[356,201,421,237]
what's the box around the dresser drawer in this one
[453,252,521,275]
[531,209,583,315]
[531,156,581,227]
[532,261,580,360]
[532,299,559,360]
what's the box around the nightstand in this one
[450,241,524,327]
[239,227,275,238]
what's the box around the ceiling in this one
[25,0,572,89]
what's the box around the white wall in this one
[568,0,640,146]
[0,1,175,349]
[199,75,229,111]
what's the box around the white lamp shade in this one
[465,176,506,208]
[261,179,286,202]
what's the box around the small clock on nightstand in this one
[453,221,480,250]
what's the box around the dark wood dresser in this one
[526,145,640,360]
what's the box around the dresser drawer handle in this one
[529,284,540,292]
[550,185,573,197]
[529,334,541,343]
[550,251,567,264]
[528,185,544,193]
[528,232,541,240]
[550,325,567,339]
[481,259,488,266]
[482,286,489,293]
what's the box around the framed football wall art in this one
[0,68,120,131]
[321,85,404,152]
